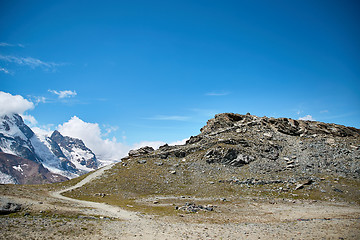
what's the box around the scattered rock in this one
[176,202,216,213]
[94,193,106,197]
[333,188,343,193]
[295,179,314,190]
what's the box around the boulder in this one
[0,199,21,214]
[128,146,154,157]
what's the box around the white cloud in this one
[0,55,60,70]
[299,115,316,121]
[0,91,34,116]
[49,90,77,99]
[57,116,190,161]
[57,116,131,161]
[21,114,38,126]
[205,91,230,96]
[169,138,189,146]
[148,115,190,121]
[102,124,119,137]
[35,96,47,104]
[0,42,24,47]
[0,67,10,74]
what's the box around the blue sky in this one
[1,0,359,149]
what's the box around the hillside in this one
[63,113,360,215]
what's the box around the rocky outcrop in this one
[204,147,254,167]
[128,146,154,157]
[0,198,21,215]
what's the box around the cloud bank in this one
[0,91,34,116]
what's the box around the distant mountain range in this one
[0,114,103,184]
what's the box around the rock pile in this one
[175,202,215,213]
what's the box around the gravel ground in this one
[1,213,359,240]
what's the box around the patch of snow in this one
[30,135,60,168]
[60,146,94,172]
[0,138,17,155]
[41,163,78,179]
[12,165,23,172]
[0,171,17,184]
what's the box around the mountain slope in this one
[0,152,68,184]
[0,114,101,184]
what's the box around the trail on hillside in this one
[50,163,139,220]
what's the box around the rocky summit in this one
[127,113,360,179]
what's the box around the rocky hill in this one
[0,114,100,184]
[140,112,360,178]
[63,113,360,216]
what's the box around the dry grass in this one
[62,152,360,216]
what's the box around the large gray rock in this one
[128,146,154,157]
[0,198,21,214]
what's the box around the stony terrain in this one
[1,113,360,239]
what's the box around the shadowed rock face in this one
[127,113,360,179]
[0,152,68,184]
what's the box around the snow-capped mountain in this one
[48,130,98,172]
[0,114,100,184]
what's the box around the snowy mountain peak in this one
[49,130,98,171]
[0,114,34,142]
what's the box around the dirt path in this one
[50,163,140,220]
